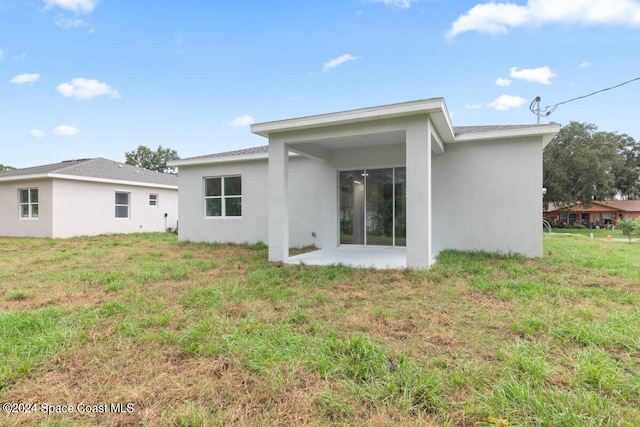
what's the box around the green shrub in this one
[616,216,640,240]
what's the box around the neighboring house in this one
[545,200,640,228]
[0,158,178,238]
[170,98,559,269]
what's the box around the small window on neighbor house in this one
[115,192,130,218]
[204,176,241,217]
[149,194,158,207]
[19,188,39,219]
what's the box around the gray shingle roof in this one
[177,146,268,162]
[0,158,178,186]
[178,125,547,162]
[453,125,545,135]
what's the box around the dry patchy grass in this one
[1,233,639,426]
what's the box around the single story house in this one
[170,98,559,269]
[0,158,178,238]
[545,200,640,228]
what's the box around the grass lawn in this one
[549,227,626,239]
[1,233,639,426]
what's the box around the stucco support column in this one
[406,118,433,269]
[268,140,289,262]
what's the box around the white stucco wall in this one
[176,160,269,244]
[51,179,178,238]
[288,157,337,249]
[432,136,544,257]
[176,156,337,249]
[0,179,53,238]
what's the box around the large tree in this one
[125,145,179,174]
[611,133,640,199]
[0,164,16,172]
[543,121,624,209]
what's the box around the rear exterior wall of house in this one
[432,136,544,257]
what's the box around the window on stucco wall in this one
[115,192,130,218]
[19,188,39,219]
[204,176,242,217]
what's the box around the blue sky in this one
[1,0,640,168]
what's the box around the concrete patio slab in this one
[286,246,407,269]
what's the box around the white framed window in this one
[115,192,130,218]
[19,188,39,219]
[204,176,241,217]
[149,193,158,207]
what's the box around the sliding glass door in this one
[339,167,406,247]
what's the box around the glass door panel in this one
[340,170,365,244]
[340,168,406,246]
[394,167,406,247]
[365,168,394,246]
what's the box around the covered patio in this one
[286,246,407,269]
[251,99,454,270]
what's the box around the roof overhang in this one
[0,173,177,189]
[454,124,560,147]
[251,98,456,144]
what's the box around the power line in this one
[530,76,640,120]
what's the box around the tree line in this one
[124,145,180,174]
[543,121,640,209]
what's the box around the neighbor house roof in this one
[0,158,178,188]
[595,200,640,212]
[545,200,640,213]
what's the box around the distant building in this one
[545,200,640,228]
[0,158,178,238]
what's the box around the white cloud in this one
[56,78,119,99]
[465,103,483,109]
[0,47,4,60]
[323,54,359,72]
[52,125,81,136]
[448,0,640,37]
[496,77,512,87]
[226,115,255,128]
[510,66,556,84]
[55,16,88,29]
[10,73,41,84]
[43,0,97,13]
[30,129,46,138]
[579,60,593,68]
[369,0,413,8]
[488,95,526,111]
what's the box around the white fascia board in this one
[251,98,447,138]
[429,100,455,144]
[169,152,269,167]
[0,173,51,183]
[0,173,177,189]
[453,124,560,144]
[48,174,178,189]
